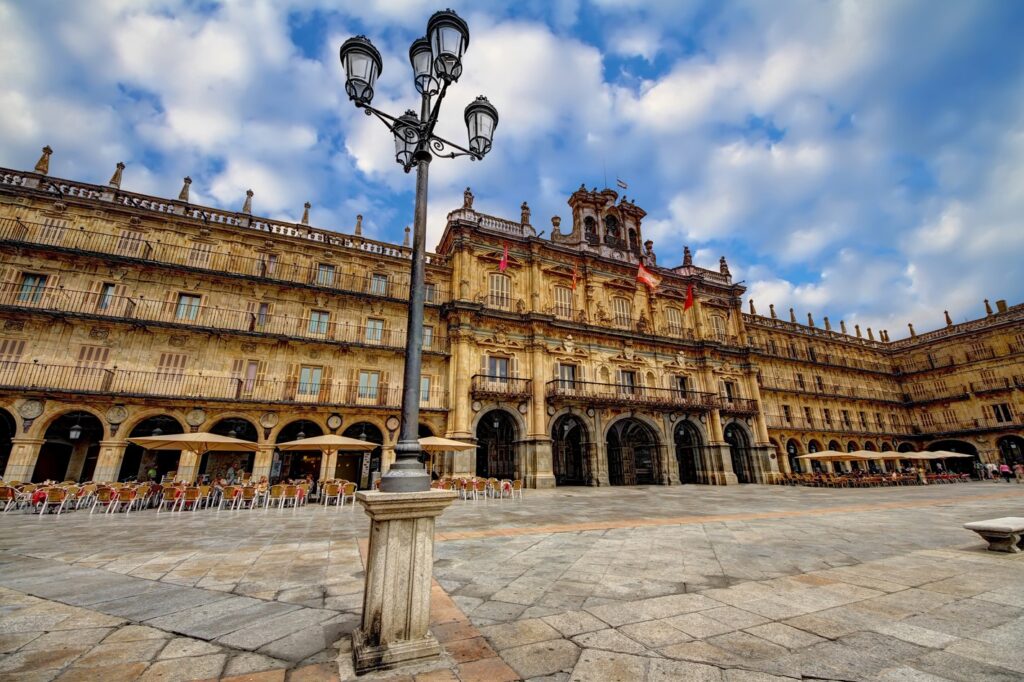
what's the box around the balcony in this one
[896,355,956,374]
[0,361,448,410]
[970,377,1020,394]
[919,414,1023,434]
[718,397,759,415]
[758,376,903,403]
[0,216,451,305]
[470,375,532,400]
[0,284,449,354]
[965,347,996,362]
[748,340,893,374]
[763,413,898,435]
[546,379,718,411]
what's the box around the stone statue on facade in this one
[683,246,693,267]
[520,201,531,225]
[719,256,730,276]
[463,187,474,209]
[643,240,656,266]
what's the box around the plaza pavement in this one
[0,482,1022,681]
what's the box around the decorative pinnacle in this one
[944,310,953,326]
[178,177,192,202]
[108,162,125,188]
[242,189,254,214]
[908,323,916,337]
[748,299,756,315]
[403,226,410,247]
[34,145,53,175]
[855,324,861,337]
[840,320,847,334]
[355,214,363,236]
[301,202,311,226]
[823,316,831,331]
[807,312,815,327]
[769,303,776,319]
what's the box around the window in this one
[823,408,833,425]
[299,366,323,395]
[370,273,389,296]
[768,339,778,355]
[40,218,67,243]
[723,381,736,400]
[188,242,213,267]
[875,412,884,428]
[842,410,851,428]
[558,363,578,389]
[710,315,726,339]
[175,293,201,321]
[97,283,116,311]
[424,283,436,303]
[859,411,868,428]
[489,273,511,310]
[308,310,330,335]
[783,405,792,424]
[815,375,824,392]
[75,345,109,374]
[116,230,143,255]
[423,326,434,350]
[675,375,689,394]
[257,302,269,327]
[17,274,47,303]
[358,370,380,399]
[666,307,683,335]
[365,318,385,344]
[243,360,259,395]
[488,356,510,379]
[992,403,1013,423]
[261,254,277,276]
[804,406,815,426]
[420,376,432,403]
[796,374,806,390]
[619,370,637,394]
[316,263,335,286]
[157,352,187,386]
[612,296,632,327]
[554,286,573,319]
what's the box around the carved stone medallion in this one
[18,399,44,420]
[105,405,129,425]
[185,408,207,427]
[259,412,279,429]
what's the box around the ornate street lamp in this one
[339,9,497,493]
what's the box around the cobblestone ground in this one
[0,482,1022,681]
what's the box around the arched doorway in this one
[674,421,703,484]
[204,418,258,482]
[476,410,518,479]
[0,408,15,478]
[275,420,325,482]
[607,418,659,486]
[863,441,877,451]
[997,436,1024,466]
[552,414,589,486]
[34,411,105,483]
[342,422,383,488]
[122,415,184,482]
[786,439,801,473]
[724,423,755,483]
[929,439,979,475]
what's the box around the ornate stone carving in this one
[89,327,109,339]
[4,320,25,331]
[168,335,188,347]
[240,342,257,352]
[18,399,44,420]
[106,405,129,425]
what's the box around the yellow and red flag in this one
[636,262,661,290]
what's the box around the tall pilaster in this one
[4,437,44,482]
[93,440,128,482]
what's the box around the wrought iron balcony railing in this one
[0,284,449,353]
[0,217,451,305]
[546,379,719,411]
[718,397,759,414]
[758,376,903,403]
[470,374,532,400]
[763,413,898,435]
[0,361,448,410]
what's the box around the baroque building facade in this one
[0,150,1022,487]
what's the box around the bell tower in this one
[551,184,648,263]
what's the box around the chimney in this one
[108,162,125,189]
[984,299,993,316]
[769,304,777,319]
[301,202,310,226]
[855,324,862,338]
[242,189,253,214]
[807,312,815,327]
[996,299,1008,313]
[749,299,756,315]
[178,176,192,202]
[840,320,847,334]
[944,310,952,326]
[355,214,363,236]
[34,145,53,175]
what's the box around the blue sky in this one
[1,0,1023,338]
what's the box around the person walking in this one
[998,462,1012,482]
[985,462,997,480]
[1014,462,1024,484]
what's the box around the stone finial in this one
[807,312,815,327]
[108,162,125,189]
[403,226,410,247]
[463,186,474,209]
[520,201,531,225]
[178,176,192,202]
[944,310,952,326]
[242,189,253,214]
[769,303,777,319]
[824,316,831,331]
[301,202,311,226]
[855,324,862,338]
[34,145,53,175]
[683,246,693,267]
[749,299,757,315]
[840,320,847,334]
[551,216,561,232]
[789,308,797,323]
[355,214,363,236]
[719,256,730,276]
[643,240,656,266]
[984,299,993,316]
[867,327,874,341]
[907,323,915,337]
[882,330,889,342]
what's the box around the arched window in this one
[612,296,632,327]
[584,216,598,245]
[604,215,622,246]
[488,273,511,310]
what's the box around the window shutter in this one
[230,359,244,376]
[319,365,334,402]
[380,371,390,406]
[284,363,299,400]
[163,291,178,315]
[86,280,103,309]
[480,355,489,376]
[510,355,520,378]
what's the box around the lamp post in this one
[339,10,498,493]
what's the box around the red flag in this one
[636,262,661,290]
[571,261,579,290]
[684,283,695,310]
[499,242,508,272]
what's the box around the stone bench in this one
[963,517,1024,553]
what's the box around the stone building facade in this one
[0,151,1021,486]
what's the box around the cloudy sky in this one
[1,0,1022,338]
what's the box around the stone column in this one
[526,341,555,488]
[320,450,339,482]
[663,415,680,485]
[448,331,473,439]
[352,489,457,674]
[4,437,44,482]
[252,445,275,481]
[707,411,738,485]
[591,410,609,486]
[64,441,91,481]
[93,440,128,482]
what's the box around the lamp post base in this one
[351,489,457,675]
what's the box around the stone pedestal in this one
[352,489,457,674]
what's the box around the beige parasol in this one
[275,434,376,452]
[795,450,861,461]
[418,436,476,452]
[129,432,259,454]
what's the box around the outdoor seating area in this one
[0,477,366,517]
[431,477,525,501]
[776,471,972,487]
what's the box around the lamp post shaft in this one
[383,144,431,492]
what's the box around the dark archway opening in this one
[202,418,258,482]
[122,416,184,482]
[674,421,703,484]
[552,414,589,486]
[786,439,801,473]
[275,420,325,482]
[476,410,518,479]
[929,439,979,475]
[607,418,659,486]
[342,422,383,488]
[725,424,754,483]
[35,411,104,483]
[997,436,1024,466]
[0,408,15,478]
